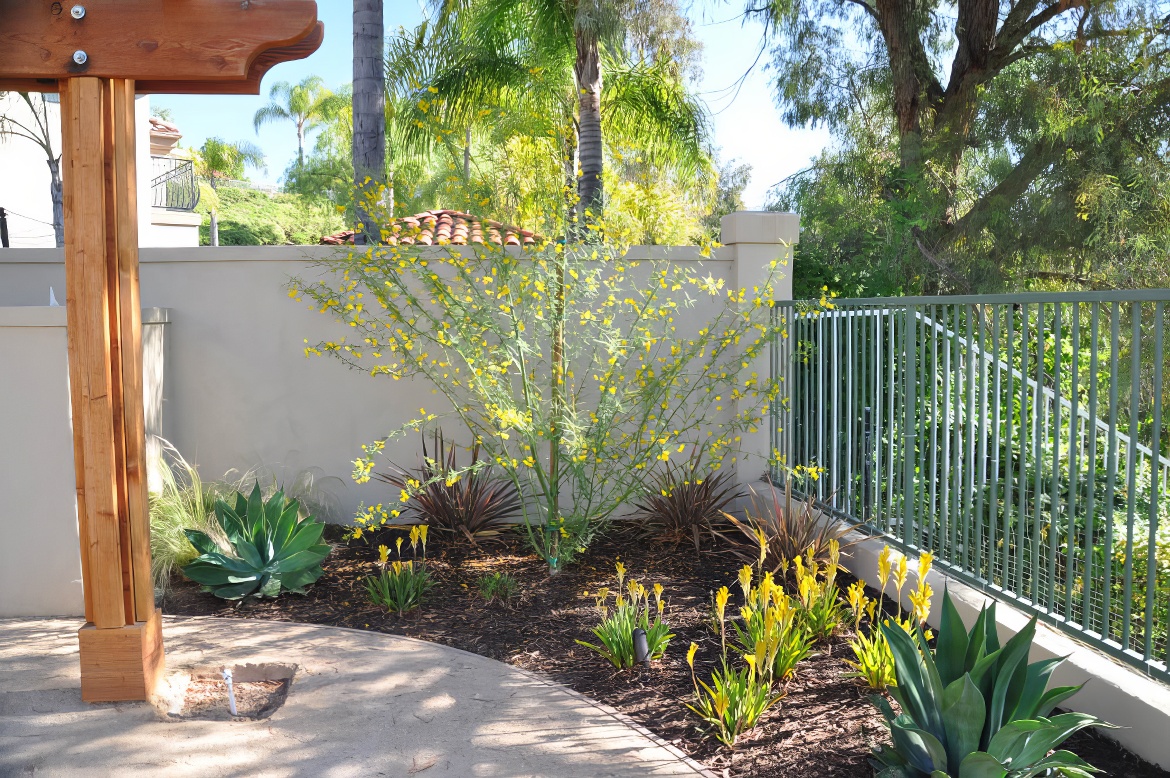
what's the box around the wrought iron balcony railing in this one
[150,155,200,211]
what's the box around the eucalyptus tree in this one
[412,0,711,235]
[192,137,265,246]
[0,92,63,246]
[253,75,345,169]
[757,0,1170,290]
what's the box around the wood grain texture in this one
[111,78,156,623]
[101,78,136,624]
[78,608,164,702]
[0,0,318,82]
[60,80,94,627]
[136,22,324,95]
[61,77,129,630]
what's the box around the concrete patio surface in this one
[0,617,712,778]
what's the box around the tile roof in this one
[320,210,538,247]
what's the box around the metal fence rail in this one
[770,291,1170,681]
[150,156,200,211]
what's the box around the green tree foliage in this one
[760,0,1170,293]
[193,137,265,187]
[391,2,714,238]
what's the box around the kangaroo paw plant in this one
[871,588,1110,777]
[181,484,330,599]
[577,562,674,669]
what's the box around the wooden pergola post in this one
[60,76,162,701]
[0,0,323,703]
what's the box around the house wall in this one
[0,92,191,248]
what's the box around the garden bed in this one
[163,525,1167,778]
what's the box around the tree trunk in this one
[574,28,603,232]
[47,155,64,248]
[210,177,219,247]
[297,122,306,169]
[463,126,471,182]
[353,0,386,245]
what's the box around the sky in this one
[152,2,831,210]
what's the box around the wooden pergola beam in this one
[0,0,322,703]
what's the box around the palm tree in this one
[353,0,386,243]
[253,76,345,169]
[193,138,265,246]
[420,0,709,234]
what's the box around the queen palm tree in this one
[193,137,265,246]
[353,0,386,243]
[420,0,709,234]
[253,75,345,169]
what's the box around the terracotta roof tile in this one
[320,210,538,247]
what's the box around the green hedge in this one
[197,186,345,246]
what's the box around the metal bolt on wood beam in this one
[72,51,88,65]
[71,5,86,19]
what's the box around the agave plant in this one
[181,484,330,599]
[375,430,521,545]
[871,588,1109,777]
[720,478,856,576]
[632,445,742,552]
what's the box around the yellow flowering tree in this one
[292,209,785,570]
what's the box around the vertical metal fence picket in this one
[770,291,1170,681]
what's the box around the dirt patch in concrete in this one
[167,663,295,721]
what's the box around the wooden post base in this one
[78,608,164,702]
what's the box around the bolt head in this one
[70,4,85,18]
[72,50,88,65]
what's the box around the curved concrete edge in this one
[0,616,714,778]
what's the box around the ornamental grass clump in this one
[632,443,742,553]
[870,587,1110,777]
[477,571,519,604]
[365,526,433,615]
[371,429,521,545]
[577,562,674,669]
[294,198,786,571]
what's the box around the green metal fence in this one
[770,291,1170,681]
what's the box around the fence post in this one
[722,210,798,493]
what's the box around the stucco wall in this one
[0,307,167,618]
[0,219,796,525]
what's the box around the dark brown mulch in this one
[162,526,1168,778]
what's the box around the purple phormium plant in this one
[375,430,522,546]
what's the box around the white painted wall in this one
[0,307,82,615]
